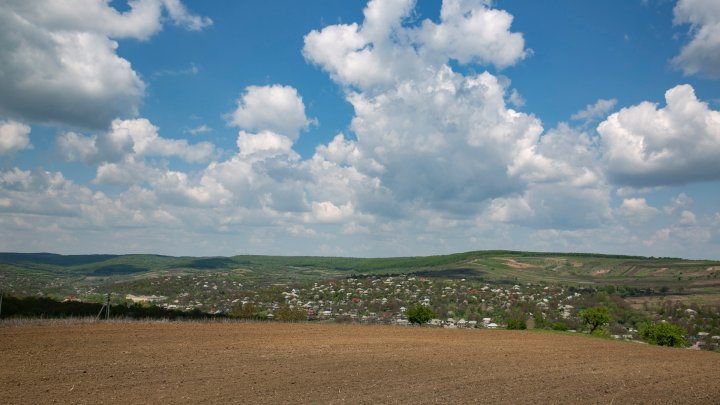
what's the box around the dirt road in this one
[1,322,718,404]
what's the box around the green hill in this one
[1,250,719,305]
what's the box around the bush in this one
[275,305,307,322]
[552,322,568,331]
[407,304,435,325]
[507,318,527,330]
[639,322,688,347]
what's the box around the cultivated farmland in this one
[1,322,718,404]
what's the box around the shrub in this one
[407,304,435,325]
[639,322,688,347]
[507,318,527,330]
[276,305,307,322]
[552,322,568,331]
[533,312,546,329]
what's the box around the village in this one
[111,273,720,350]
[5,262,719,350]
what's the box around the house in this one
[125,294,165,303]
[429,318,443,327]
[486,323,498,329]
[467,320,478,328]
[457,319,467,328]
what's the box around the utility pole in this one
[96,293,112,320]
[106,293,111,320]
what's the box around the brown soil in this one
[501,258,535,269]
[1,322,719,404]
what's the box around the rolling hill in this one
[2,250,719,304]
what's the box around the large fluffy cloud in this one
[0,0,211,129]
[301,0,585,219]
[303,0,527,90]
[673,0,720,78]
[348,68,544,213]
[598,84,720,187]
[306,0,611,229]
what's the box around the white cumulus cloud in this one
[236,131,295,159]
[0,0,211,129]
[598,84,720,186]
[303,0,527,91]
[307,201,355,223]
[228,85,312,140]
[416,0,529,68]
[59,118,216,164]
[617,198,659,224]
[673,0,720,78]
[0,120,32,154]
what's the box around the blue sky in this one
[1,0,720,259]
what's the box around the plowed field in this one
[1,322,719,404]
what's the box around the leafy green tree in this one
[639,322,688,347]
[407,304,435,325]
[581,307,612,334]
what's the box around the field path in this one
[1,322,719,404]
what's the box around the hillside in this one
[2,250,719,301]
[3,250,720,350]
